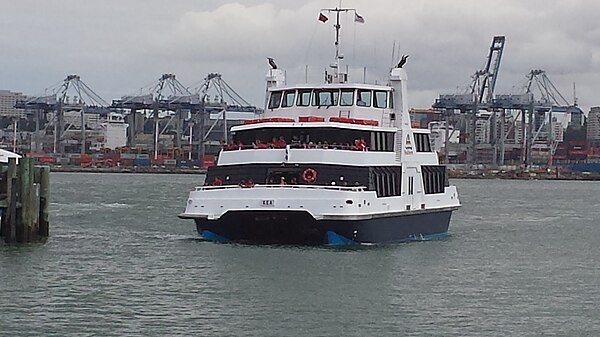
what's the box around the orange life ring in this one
[302,168,317,183]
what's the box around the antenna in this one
[390,41,397,71]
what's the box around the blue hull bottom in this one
[195,210,453,245]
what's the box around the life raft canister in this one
[302,168,317,183]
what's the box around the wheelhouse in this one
[267,86,394,110]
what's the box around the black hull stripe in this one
[193,209,453,245]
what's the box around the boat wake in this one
[51,202,133,216]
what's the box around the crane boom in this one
[471,36,505,104]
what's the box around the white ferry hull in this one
[179,185,459,245]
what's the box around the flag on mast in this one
[318,13,329,23]
[354,12,365,23]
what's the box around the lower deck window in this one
[421,165,448,194]
[370,166,402,197]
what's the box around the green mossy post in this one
[38,166,50,237]
[0,157,50,244]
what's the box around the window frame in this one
[357,89,372,107]
[281,90,296,108]
[312,89,339,107]
[296,89,312,107]
[268,91,283,109]
[374,90,388,108]
[339,89,354,106]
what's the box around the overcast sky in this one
[1,0,598,112]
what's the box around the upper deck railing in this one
[194,184,366,192]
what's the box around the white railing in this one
[194,184,366,192]
[218,148,396,166]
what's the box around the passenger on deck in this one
[253,140,268,149]
[279,177,287,185]
[239,179,255,188]
[213,176,223,186]
[354,138,368,151]
[225,141,237,150]
[360,138,369,151]
[290,136,302,148]
[277,136,287,148]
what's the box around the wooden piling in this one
[0,157,50,244]
[38,166,50,237]
[17,157,31,242]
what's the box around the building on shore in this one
[0,90,27,118]
[587,107,600,142]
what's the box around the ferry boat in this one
[179,7,461,245]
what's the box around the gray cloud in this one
[1,0,598,112]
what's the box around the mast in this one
[334,9,341,72]
[320,6,360,83]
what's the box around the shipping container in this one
[136,154,150,159]
[121,153,137,160]
[120,159,134,166]
[133,158,151,167]
[164,159,177,166]
[105,153,121,161]
[38,156,55,164]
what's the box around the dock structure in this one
[0,157,50,243]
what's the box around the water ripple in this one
[1,176,600,336]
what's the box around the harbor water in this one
[1,173,599,336]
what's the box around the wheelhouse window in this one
[281,90,295,108]
[297,89,311,106]
[312,89,339,107]
[268,91,282,109]
[374,91,388,108]
[357,89,372,107]
[340,89,354,106]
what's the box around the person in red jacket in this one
[359,138,368,151]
